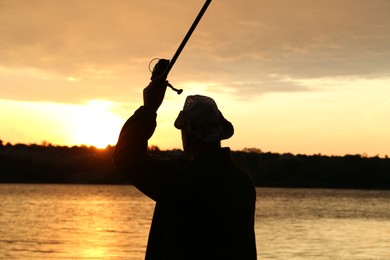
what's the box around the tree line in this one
[1,141,389,189]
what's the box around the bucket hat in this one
[174,95,234,142]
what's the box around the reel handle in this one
[167,82,183,95]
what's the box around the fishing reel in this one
[149,58,183,95]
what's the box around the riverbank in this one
[1,143,389,189]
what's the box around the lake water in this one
[0,184,389,259]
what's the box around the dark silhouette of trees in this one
[232,151,390,189]
[0,143,120,184]
[1,142,389,189]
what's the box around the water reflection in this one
[1,185,390,259]
[255,188,390,259]
[0,184,154,259]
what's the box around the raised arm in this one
[113,60,176,201]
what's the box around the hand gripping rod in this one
[163,0,212,94]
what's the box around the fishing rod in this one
[150,0,212,95]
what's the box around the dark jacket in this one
[114,106,257,260]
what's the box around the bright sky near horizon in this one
[1,0,389,156]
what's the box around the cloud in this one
[0,0,212,73]
[1,0,389,102]
[202,0,390,73]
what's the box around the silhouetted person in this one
[113,60,257,260]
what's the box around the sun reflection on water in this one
[59,189,154,259]
[0,185,154,259]
[1,185,390,259]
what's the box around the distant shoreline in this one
[1,143,389,190]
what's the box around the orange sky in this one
[1,0,390,156]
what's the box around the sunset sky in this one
[1,0,389,156]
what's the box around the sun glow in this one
[0,99,123,148]
[71,100,123,148]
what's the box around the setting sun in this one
[71,100,123,148]
[0,99,123,149]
